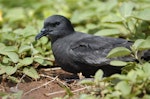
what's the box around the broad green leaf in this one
[5,7,25,22]
[132,39,145,51]
[143,62,150,76]
[8,76,20,83]
[20,57,33,66]
[5,66,17,75]
[86,24,98,30]
[101,14,122,22]
[0,43,6,50]
[127,70,137,83]
[13,28,24,35]
[138,37,150,50]
[6,52,19,63]
[19,45,31,53]
[12,90,23,99]
[105,0,117,11]
[34,58,44,64]
[119,2,134,18]
[23,25,37,37]
[94,69,103,84]
[40,37,48,45]
[31,44,39,55]
[1,26,12,33]
[3,46,17,52]
[23,67,39,79]
[79,94,97,99]
[115,81,131,95]
[107,47,131,58]
[0,46,7,55]
[110,60,127,66]
[0,65,6,75]
[32,48,39,55]
[78,79,94,85]
[143,95,150,99]
[71,11,94,23]
[135,8,150,21]
[94,29,120,36]
[111,74,127,80]
[2,57,9,63]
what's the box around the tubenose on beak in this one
[35,28,49,40]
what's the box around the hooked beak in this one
[35,28,52,40]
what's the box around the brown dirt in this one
[0,68,85,99]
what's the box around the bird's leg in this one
[77,72,85,79]
[64,72,85,84]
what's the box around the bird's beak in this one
[35,28,51,40]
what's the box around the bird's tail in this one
[142,50,150,61]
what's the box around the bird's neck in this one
[51,30,75,43]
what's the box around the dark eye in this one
[50,22,60,27]
[54,22,60,26]
[45,22,60,27]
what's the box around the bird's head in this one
[35,15,74,41]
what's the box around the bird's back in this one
[51,32,133,77]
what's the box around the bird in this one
[35,15,149,77]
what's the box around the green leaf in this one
[127,70,137,83]
[34,58,44,64]
[110,60,127,66]
[78,79,94,85]
[94,69,103,84]
[111,74,127,80]
[0,43,5,50]
[135,8,150,21]
[0,46,7,55]
[2,57,9,63]
[119,2,134,18]
[6,52,19,63]
[8,76,20,83]
[79,94,97,99]
[94,29,120,36]
[138,37,150,50]
[0,65,6,75]
[71,11,94,23]
[31,44,39,55]
[5,7,25,22]
[23,67,39,79]
[23,25,37,37]
[5,66,17,75]
[132,39,145,51]
[12,90,23,99]
[19,45,31,53]
[20,57,33,66]
[115,81,131,95]
[143,62,150,76]
[101,13,122,22]
[3,46,17,52]
[40,37,48,45]
[107,47,131,58]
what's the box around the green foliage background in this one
[0,0,150,99]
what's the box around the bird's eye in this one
[50,22,60,27]
[52,22,60,27]
[45,22,60,28]
[55,22,60,25]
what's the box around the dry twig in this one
[24,76,58,95]
[45,86,88,96]
[41,67,61,71]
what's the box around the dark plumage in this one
[35,15,149,77]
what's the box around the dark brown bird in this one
[35,15,149,77]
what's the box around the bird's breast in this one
[52,37,74,64]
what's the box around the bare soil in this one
[0,68,85,99]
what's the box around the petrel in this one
[35,15,149,77]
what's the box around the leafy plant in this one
[0,0,150,99]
